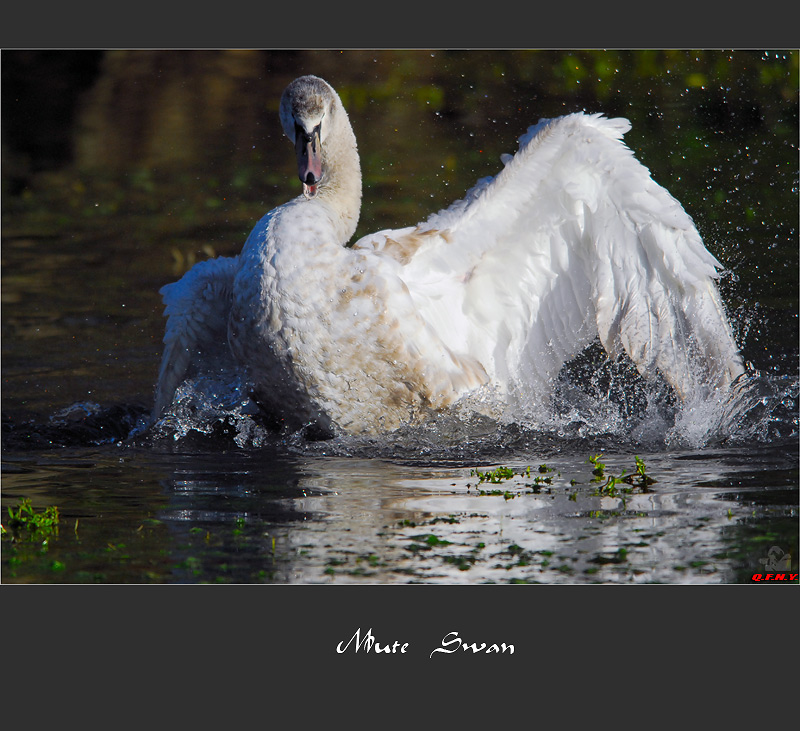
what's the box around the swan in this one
[153,74,745,437]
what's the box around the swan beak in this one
[296,125,323,198]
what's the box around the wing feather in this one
[359,113,743,408]
[154,256,240,416]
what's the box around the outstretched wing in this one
[357,113,744,409]
[153,256,240,416]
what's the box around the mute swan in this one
[154,74,745,437]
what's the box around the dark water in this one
[2,50,797,583]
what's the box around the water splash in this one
[2,401,147,450]
[132,356,797,461]
[669,371,798,447]
[6,364,792,458]
[145,374,272,449]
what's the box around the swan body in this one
[154,75,745,437]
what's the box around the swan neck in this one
[317,102,361,244]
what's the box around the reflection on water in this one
[2,50,798,583]
[1,437,797,584]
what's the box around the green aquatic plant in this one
[2,499,60,542]
[590,547,629,565]
[414,534,452,548]
[591,456,657,498]
[592,473,626,498]
[470,464,554,485]
[588,454,607,481]
[477,488,517,500]
[471,466,516,484]
[465,456,656,505]
[628,456,656,488]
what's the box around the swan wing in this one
[357,113,743,407]
[154,255,240,416]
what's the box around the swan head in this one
[279,75,337,199]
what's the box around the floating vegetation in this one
[2,499,60,543]
[469,463,560,497]
[591,455,657,498]
[630,456,657,488]
[464,455,658,507]
[590,547,629,565]
[470,465,518,484]
[470,463,562,485]
[589,454,607,481]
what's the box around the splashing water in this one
[134,348,797,460]
[143,374,273,449]
[669,371,798,447]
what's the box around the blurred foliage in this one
[4,50,796,218]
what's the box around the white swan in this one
[154,74,745,437]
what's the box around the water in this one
[2,50,798,583]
